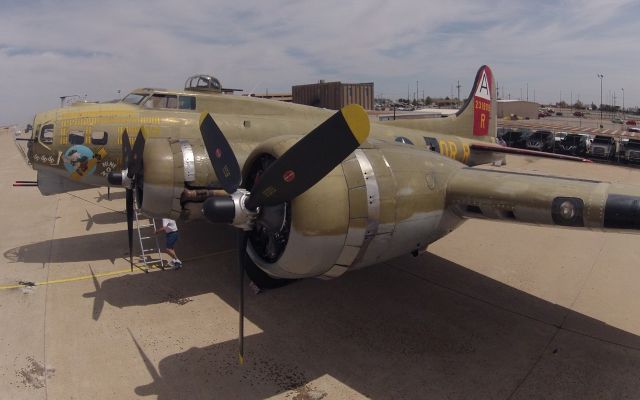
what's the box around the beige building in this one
[292,81,374,110]
[497,100,539,119]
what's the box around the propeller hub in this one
[107,170,132,189]
[202,189,257,230]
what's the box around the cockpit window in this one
[179,96,196,110]
[121,93,147,105]
[40,124,54,144]
[143,94,178,109]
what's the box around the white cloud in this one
[1,0,639,125]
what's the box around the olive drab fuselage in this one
[29,66,640,280]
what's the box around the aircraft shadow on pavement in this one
[3,220,236,265]
[81,210,126,231]
[94,189,126,202]
[114,252,640,399]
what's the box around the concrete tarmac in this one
[3,128,640,399]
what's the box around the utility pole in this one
[597,74,604,126]
[456,80,461,106]
[622,88,625,118]
[416,80,419,104]
[526,82,529,101]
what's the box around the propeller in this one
[199,104,370,364]
[109,128,146,272]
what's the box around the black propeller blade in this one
[121,129,134,271]
[122,130,131,171]
[245,104,369,209]
[126,188,134,271]
[199,104,370,365]
[237,231,247,365]
[129,128,145,178]
[120,128,146,271]
[199,113,241,194]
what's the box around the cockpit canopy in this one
[185,74,222,93]
[120,89,197,110]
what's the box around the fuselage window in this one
[423,137,440,152]
[40,124,54,144]
[395,136,414,145]
[91,130,108,146]
[69,130,85,145]
[144,94,178,109]
[179,96,196,110]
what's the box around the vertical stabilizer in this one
[382,65,497,142]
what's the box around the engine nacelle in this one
[244,138,464,279]
[140,138,250,220]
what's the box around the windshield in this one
[121,93,147,105]
[563,135,581,144]
[593,137,611,144]
[530,132,551,140]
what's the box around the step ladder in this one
[133,203,166,272]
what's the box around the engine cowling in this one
[243,137,464,279]
[140,137,255,220]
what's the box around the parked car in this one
[612,117,624,124]
[628,127,640,133]
[626,119,637,126]
[558,133,590,157]
[526,130,555,152]
[573,111,584,117]
[498,128,532,148]
[538,112,546,118]
[555,112,563,116]
[553,131,568,151]
[589,135,617,159]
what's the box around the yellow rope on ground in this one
[0,248,236,290]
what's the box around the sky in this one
[2,0,639,126]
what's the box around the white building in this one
[497,100,539,119]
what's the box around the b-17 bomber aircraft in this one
[23,65,640,292]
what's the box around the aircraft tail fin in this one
[382,65,497,142]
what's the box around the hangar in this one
[497,99,539,119]
[292,81,374,110]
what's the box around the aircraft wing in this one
[470,142,591,163]
[445,166,639,231]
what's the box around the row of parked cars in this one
[497,128,640,163]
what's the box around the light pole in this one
[622,88,625,119]
[597,74,604,126]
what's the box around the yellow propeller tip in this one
[341,104,370,145]
[199,112,210,126]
